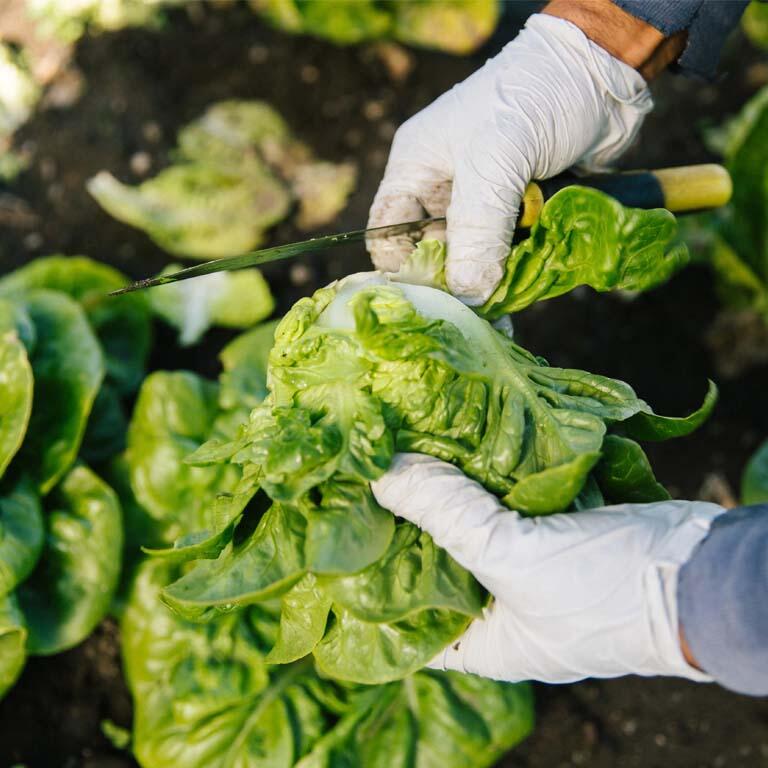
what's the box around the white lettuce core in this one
[317,270,510,373]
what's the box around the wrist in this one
[542,0,686,81]
[679,623,701,670]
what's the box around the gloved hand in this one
[367,13,652,305]
[371,453,725,685]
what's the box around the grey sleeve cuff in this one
[678,505,768,696]
[613,0,750,79]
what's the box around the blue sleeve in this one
[613,0,750,79]
[677,505,768,696]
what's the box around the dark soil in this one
[0,3,767,766]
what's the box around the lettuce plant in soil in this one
[88,99,356,261]
[696,86,768,320]
[0,253,274,702]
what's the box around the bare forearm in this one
[543,0,686,80]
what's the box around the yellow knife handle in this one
[518,163,732,228]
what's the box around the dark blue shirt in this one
[678,505,768,696]
[614,0,751,78]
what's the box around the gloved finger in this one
[445,132,529,305]
[367,189,427,272]
[367,175,451,272]
[427,601,522,682]
[371,453,528,593]
[367,120,451,272]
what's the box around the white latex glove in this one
[371,453,725,685]
[367,13,653,305]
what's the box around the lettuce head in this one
[157,188,711,684]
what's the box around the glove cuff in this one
[644,502,725,682]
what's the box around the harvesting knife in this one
[110,163,731,296]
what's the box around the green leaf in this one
[502,451,601,515]
[125,371,237,534]
[623,380,718,441]
[176,100,289,166]
[401,671,533,768]
[18,464,122,655]
[0,324,33,480]
[254,0,498,54]
[321,523,483,623]
[305,481,394,575]
[161,503,306,621]
[480,187,689,320]
[14,291,104,494]
[596,435,670,504]
[178,98,356,230]
[256,0,391,45]
[218,320,279,413]
[744,2,768,52]
[0,481,44,596]
[0,255,151,395]
[0,592,26,700]
[709,237,768,312]
[742,438,768,505]
[148,266,274,346]
[141,520,239,564]
[80,383,128,465]
[88,163,291,260]
[313,605,472,684]
[390,239,448,290]
[266,574,332,664]
[392,0,499,55]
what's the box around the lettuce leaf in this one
[0,255,152,395]
[13,291,104,494]
[392,187,687,320]
[700,86,768,321]
[17,463,122,655]
[148,266,274,346]
[125,371,238,537]
[0,593,26,699]
[0,319,33,479]
[88,164,292,260]
[744,0,768,50]
[0,482,44,597]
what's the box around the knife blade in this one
[110,163,732,296]
[108,217,443,296]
